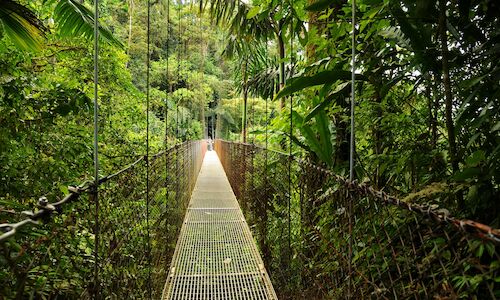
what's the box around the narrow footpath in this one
[162,150,277,300]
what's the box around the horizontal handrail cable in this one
[0,141,202,243]
[214,139,500,299]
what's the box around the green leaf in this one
[59,185,69,195]
[306,0,342,12]
[246,6,260,19]
[453,167,481,181]
[0,0,47,51]
[54,0,124,48]
[315,110,333,166]
[491,121,500,133]
[475,244,484,258]
[390,3,438,72]
[486,242,495,257]
[442,250,451,261]
[292,111,322,158]
[292,110,333,166]
[467,185,479,201]
[0,199,29,210]
[289,134,312,153]
[275,70,365,100]
[380,74,405,98]
[304,82,350,123]
[465,150,485,167]
[301,125,325,161]
[273,9,284,21]
[446,20,461,42]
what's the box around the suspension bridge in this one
[1,139,499,299]
[162,150,276,299]
[0,0,499,299]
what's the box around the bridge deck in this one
[162,151,277,300]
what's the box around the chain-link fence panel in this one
[0,140,206,299]
[215,139,500,299]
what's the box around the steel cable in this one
[215,140,500,299]
[92,0,100,296]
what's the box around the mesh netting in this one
[215,139,500,299]
[0,140,206,299]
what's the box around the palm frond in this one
[0,0,47,51]
[54,0,123,48]
[227,2,274,41]
[207,0,240,25]
[247,66,279,99]
[205,0,274,41]
[215,106,236,125]
[227,40,280,99]
[246,47,280,99]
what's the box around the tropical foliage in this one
[212,0,500,295]
[0,0,499,298]
[214,0,499,224]
[0,0,230,297]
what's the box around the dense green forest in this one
[0,0,231,201]
[210,0,499,225]
[2,0,497,220]
[0,0,499,298]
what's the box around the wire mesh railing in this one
[215,139,500,299]
[0,140,206,299]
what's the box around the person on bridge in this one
[207,138,213,151]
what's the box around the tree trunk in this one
[438,0,459,173]
[373,88,384,189]
[127,0,134,60]
[242,59,248,143]
[277,30,286,110]
[306,0,318,61]
[439,0,464,208]
[334,97,350,165]
[425,73,440,148]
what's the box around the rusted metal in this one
[215,139,500,299]
[162,151,277,300]
[0,140,206,299]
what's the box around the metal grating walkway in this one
[162,151,278,300]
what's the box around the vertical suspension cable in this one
[184,10,189,142]
[264,37,270,269]
[175,0,181,208]
[348,0,356,298]
[251,93,255,144]
[165,0,170,149]
[287,0,293,281]
[265,38,269,155]
[165,0,170,213]
[349,0,356,178]
[198,5,203,185]
[146,0,152,297]
[92,0,100,297]
[176,0,181,141]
